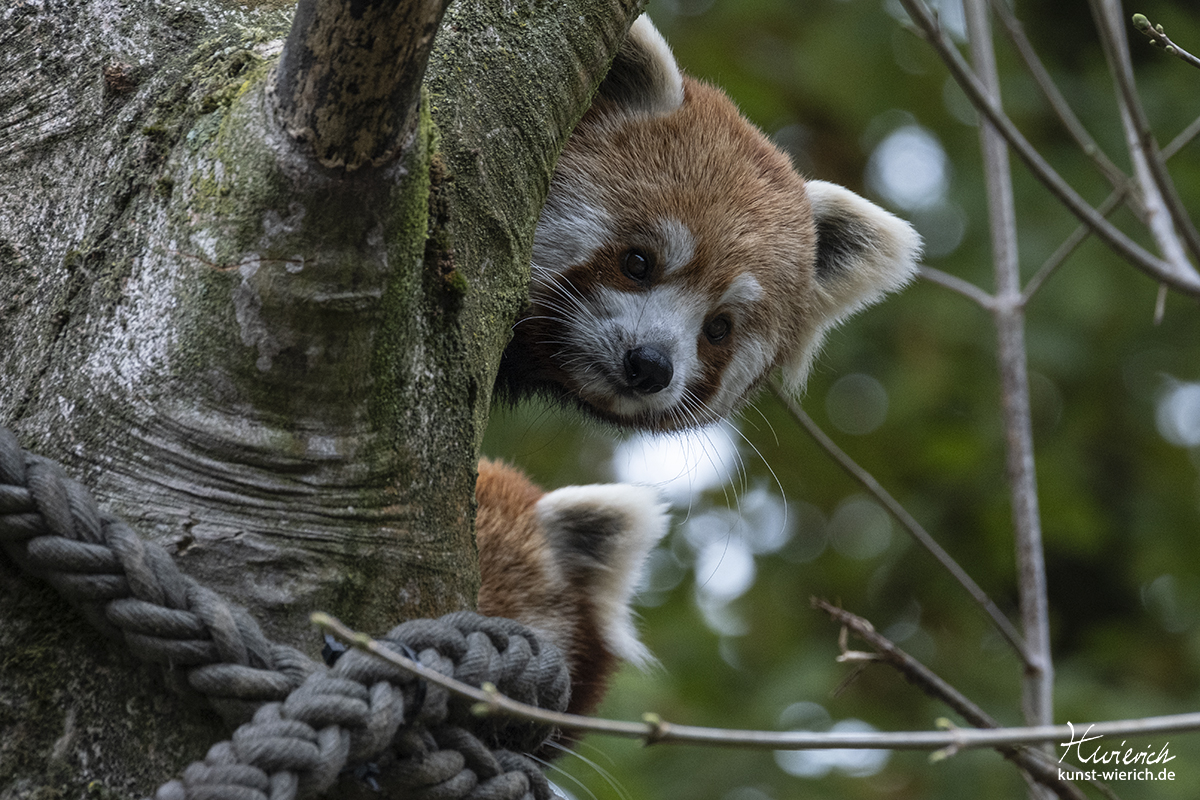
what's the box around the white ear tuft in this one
[779,180,922,391]
[535,482,670,668]
[592,15,685,118]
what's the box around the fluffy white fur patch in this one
[656,217,697,275]
[625,15,685,113]
[532,197,614,274]
[719,272,764,307]
[780,180,922,391]
[535,482,670,668]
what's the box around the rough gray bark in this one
[0,0,639,794]
[274,0,450,169]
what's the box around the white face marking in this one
[560,283,706,417]
[528,186,775,427]
[705,273,771,413]
[710,334,773,414]
[718,272,763,307]
[656,217,696,275]
[532,195,613,276]
[548,273,777,427]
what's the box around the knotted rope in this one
[0,427,570,799]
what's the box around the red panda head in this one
[502,15,922,432]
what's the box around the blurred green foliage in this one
[482,1,1200,797]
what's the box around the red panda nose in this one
[624,345,673,394]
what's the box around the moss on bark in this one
[0,0,639,791]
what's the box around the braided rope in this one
[0,428,570,800]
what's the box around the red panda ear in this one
[779,180,922,391]
[535,483,670,668]
[591,15,685,120]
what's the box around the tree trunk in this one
[0,0,637,794]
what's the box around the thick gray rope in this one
[0,427,570,799]
[154,613,568,800]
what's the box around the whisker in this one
[542,741,634,800]
[525,750,600,800]
[561,737,623,773]
[746,398,781,448]
[727,407,788,539]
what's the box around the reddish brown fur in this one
[499,16,920,432]
[475,458,618,718]
[565,75,820,363]
[501,76,824,430]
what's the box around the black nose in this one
[624,345,673,394]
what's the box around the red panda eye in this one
[621,249,652,282]
[704,315,731,343]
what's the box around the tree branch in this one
[1132,13,1200,70]
[989,0,1129,194]
[769,382,1030,664]
[920,265,998,309]
[315,611,1200,754]
[1164,114,1200,159]
[897,0,1200,297]
[1091,0,1200,272]
[273,0,452,170]
[963,1,1054,749]
[1022,188,1128,304]
[815,600,1088,800]
[1023,116,1200,304]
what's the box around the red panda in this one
[496,15,922,432]
[476,15,920,723]
[475,458,669,718]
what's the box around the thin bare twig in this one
[989,0,1129,193]
[1091,0,1200,272]
[1023,116,1200,303]
[1022,188,1128,303]
[314,612,1200,753]
[1163,114,1200,159]
[769,381,1030,663]
[816,600,1087,800]
[963,1,1054,749]
[897,0,1200,297]
[1133,13,1200,70]
[920,265,997,308]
